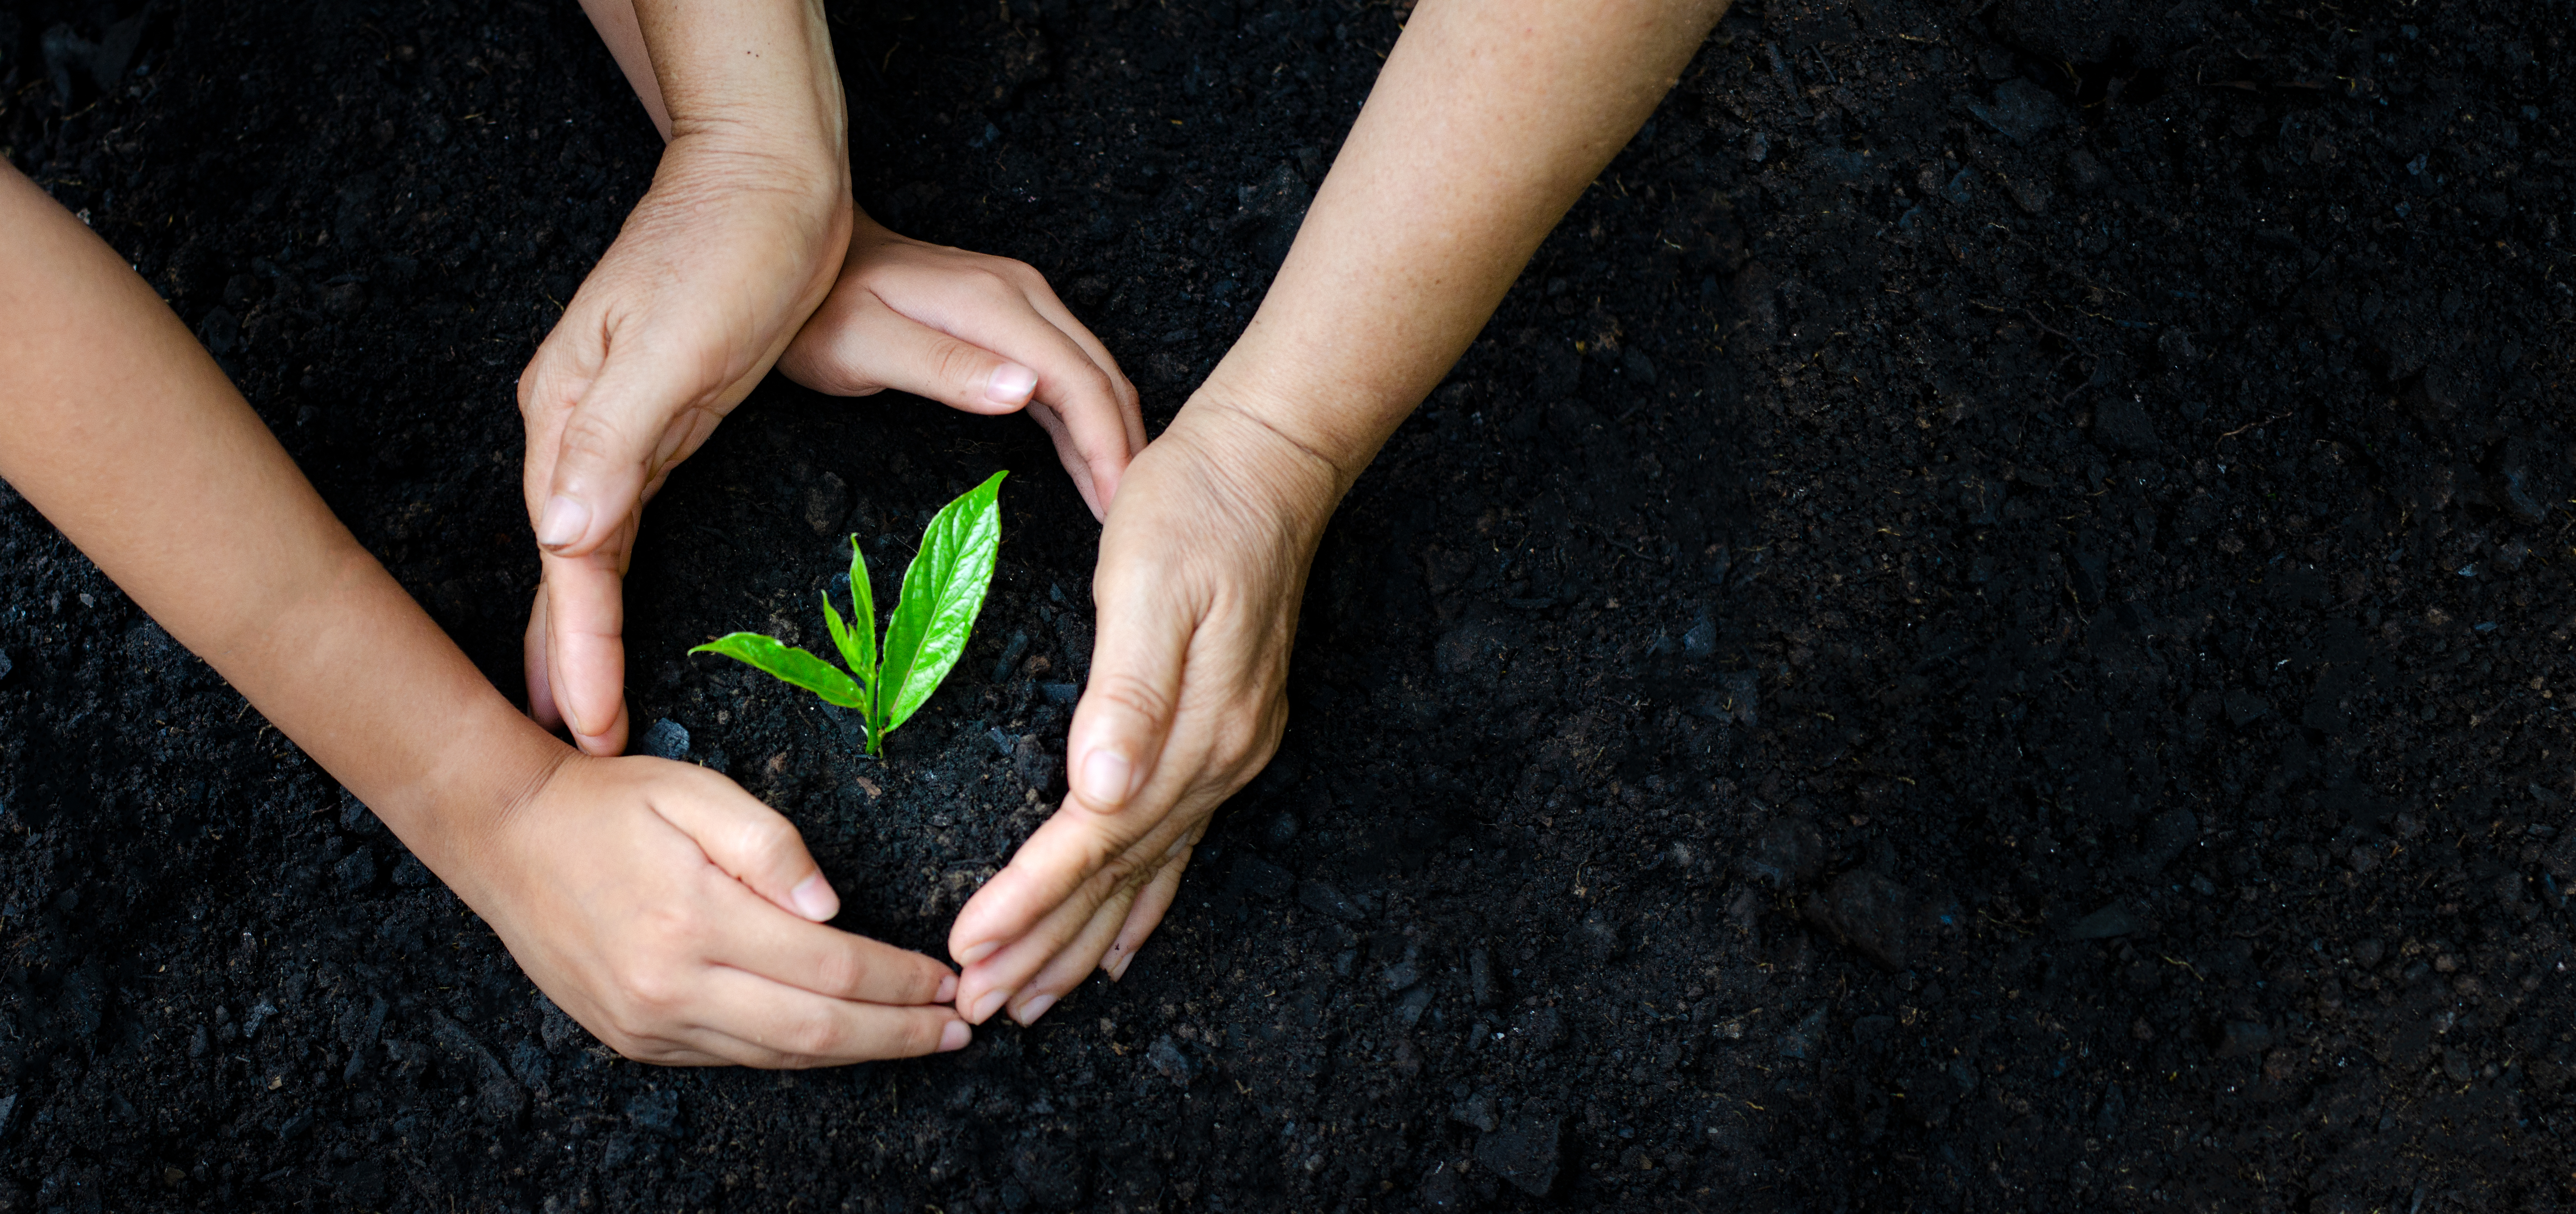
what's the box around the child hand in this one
[464,754,968,1066]
[777,212,1146,521]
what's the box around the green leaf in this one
[845,534,878,692]
[876,470,1006,734]
[688,633,866,709]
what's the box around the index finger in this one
[698,871,959,1007]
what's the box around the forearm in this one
[579,0,847,178]
[0,165,564,899]
[1201,0,1726,482]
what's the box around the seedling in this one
[690,471,1006,757]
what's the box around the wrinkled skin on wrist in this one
[467,754,968,1066]
[944,392,1346,1028]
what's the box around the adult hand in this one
[944,393,1346,1027]
[470,754,968,1066]
[779,211,1145,521]
[518,135,850,757]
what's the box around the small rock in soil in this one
[0,648,12,683]
[2122,808,2197,877]
[1468,947,1498,1007]
[537,995,580,1053]
[1741,817,1826,889]
[391,854,433,887]
[1295,881,1365,922]
[1007,1136,1088,1210]
[2064,903,2144,941]
[1417,1162,1467,1211]
[1515,1006,1563,1052]
[241,998,276,1039]
[430,1011,527,1125]
[1230,855,1293,902]
[333,846,376,892]
[1383,959,1421,991]
[639,718,689,761]
[1038,681,1079,705]
[1573,909,1625,960]
[626,1087,681,1135]
[1010,733,1062,795]
[277,1108,315,1141]
[1778,1005,1827,1059]
[1473,1115,1561,1198]
[1396,987,1433,1029]
[1718,669,1759,725]
[1450,1091,1498,1133]
[1804,870,1911,972]
[2215,1021,2274,1059]
[1145,1035,1191,1085]
[801,471,850,537]
[1682,613,1716,656]
[1966,79,2065,145]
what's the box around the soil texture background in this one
[5,0,2576,1210]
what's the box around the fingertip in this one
[936,972,959,1005]
[986,362,1038,407]
[966,987,1011,1026]
[1075,748,1137,809]
[953,937,1002,969]
[939,1020,972,1053]
[789,872,840,922]
[1011,992,1058,1027]
[536,494,592,550]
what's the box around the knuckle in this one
[930,339,992,391]
[810,949,867,998]
[781,1007,844,1058]
[1083,673,1173,731]
[735,813,802,865]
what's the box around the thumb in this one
[949,571,1194,967]
[651,764,843,923]
[524,327,737,559]
[1063,577,1194,816]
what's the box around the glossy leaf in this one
[877,470,1006,734]
[844,534,878,691]
[688,633,865,709]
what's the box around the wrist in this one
[1160,384,1356,543]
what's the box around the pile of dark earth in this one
[4,0,2575,1209]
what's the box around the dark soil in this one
[6,0,2576,1210]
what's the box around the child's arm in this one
[0,162,967,1066]
[946,0,1732,1026]
[523,0,1141,757]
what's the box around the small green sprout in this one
[690,471,1006,757]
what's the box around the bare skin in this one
[527,0,1142,757]
[945,0,1735,1027]
[0,162,967,1068]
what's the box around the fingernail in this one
[536,495,590,549]
[936,973,959,1004]
[1077,749,1134,807]
[789,873,839,922]
[955,939,1002,968]
[968,987,1011,1025]
[939,1021,971,1052]
[1013,992,1057,1026]
[986,363,1038,405]
[1106,950,1134,982]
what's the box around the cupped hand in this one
[468,753,967,1066]
[944,397,1345,1027]
[777,211,1146,519]
[519,135,851,757]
